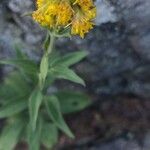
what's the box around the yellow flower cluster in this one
[32,0,96,38]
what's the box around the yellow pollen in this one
[32,0,96,38]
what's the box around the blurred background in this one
[0,0,150,149]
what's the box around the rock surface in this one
[1,0,149,99]
[0,0,150,149]
[61,138,149,150]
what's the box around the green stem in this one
[47,32,55,55]
[38,32,56,90]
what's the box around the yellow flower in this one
[71,14,94,38]
[56,0,73,26]
[32,0,96,38]
[74,0,94,9]
[71,0,96,37]
[36,0,47,8]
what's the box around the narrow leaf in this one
[41,123,58,149]
[28,118,42,150]
[0,120,24,150]
[0,59,38,74]
[48,51,60,66]
[0,73,30,105]
[44,96,74,138]
[29,88,43,131]
[39,55,48,88]
[3,72,31,98]
[49,66,85,86]
[52,51,88,67]
[0,99,27,118]
[56,91,91,114]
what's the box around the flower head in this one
[56,0,73,26]
[32,0,96,38]
[71,15,94,38]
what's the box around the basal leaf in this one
[0,119,24,150]
[0,99,27,118]
[0,71,31,105]
[44,96,74,138]
[27,118,42,150]
[41,123,58,149]
[29,88,43,131]
[56,91,91,114]
[4,72,30,97]
[0,59,38,75]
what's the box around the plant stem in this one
[38,32,56,90]
[47,32,55,55]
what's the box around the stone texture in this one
[0,0,150,149]
[0,0,149,113]
[0,0,149,106]
[80,138,146,150]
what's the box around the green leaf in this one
[52,51,88,67]
[56,91,91,114]
[44,76,55,90]
[49,66,85,86]
[0,99,27,118]
[0,119,24,150]
[14,44,28,59]
[0,59,38,75]
[44,96,74,138]
[28,118,42,150]
[4,72,30,97]
[48,51,60,66]
[29,88,43,131]
[41,123,58,149]
[39,55,49,87]
[0,71,31,105]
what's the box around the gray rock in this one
[60,136,150,150]
[8,0,33,13]
[95,0,118,25]
[144,132,150,150]
[91,138,142,150]
[0,0,149,98]
[114,0,150,60]
[0,0,150,149]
